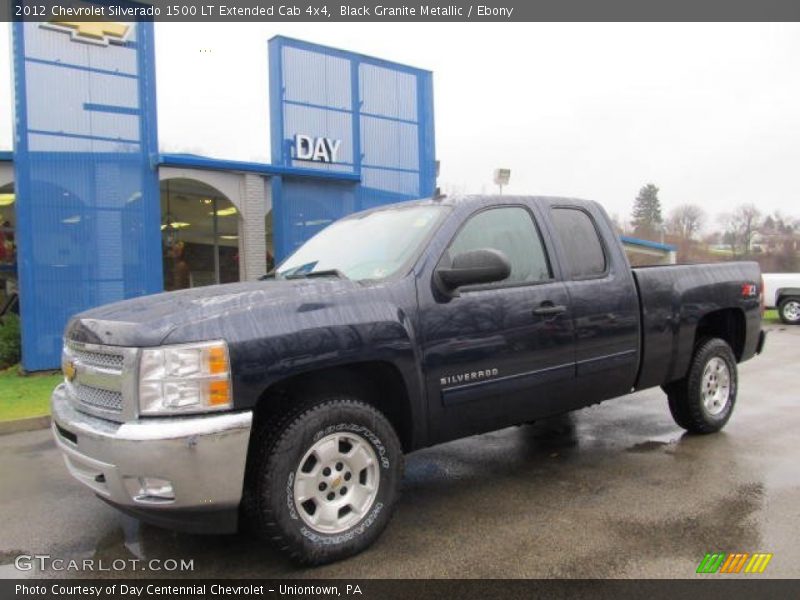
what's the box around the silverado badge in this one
[440,368,500,387]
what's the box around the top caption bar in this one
[4,0,800,22]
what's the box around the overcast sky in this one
[2,23,799,224]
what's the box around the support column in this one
[238,173,268,281]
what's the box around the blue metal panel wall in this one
[269,37,436,261]
[13,18,160,370]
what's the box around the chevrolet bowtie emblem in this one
[63,359,77,383]
[42,21,131,46]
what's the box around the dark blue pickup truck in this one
[51,195,766,564]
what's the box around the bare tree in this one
[732,204,762,255]
[666,204,706,242]
[718,204,762,257]
[718,212,740,257]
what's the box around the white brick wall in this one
[238,173,268,281]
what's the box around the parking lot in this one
[1,323,797,579]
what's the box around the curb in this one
[0,415,51,436]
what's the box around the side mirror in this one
[436,248,511,291]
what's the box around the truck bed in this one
[631,262,763,390]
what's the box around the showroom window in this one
[160,179,240,291]
[0,184,16,311]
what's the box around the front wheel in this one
[665,337,738,434]
[249,397,403,565]
[778,296,800,325]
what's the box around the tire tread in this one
[666,337,737,434]
[248,396,402,565]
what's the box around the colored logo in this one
[63,359,77,383]
[41,21,130,46]
[697,552,773,574]
[741,283,758,298]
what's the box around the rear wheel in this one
[248,397,403,565]
[778,296,800,325]
[665,337,737,434]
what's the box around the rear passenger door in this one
[420,204,575,443]
[547,205,640,404]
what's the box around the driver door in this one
[419,204,576,443]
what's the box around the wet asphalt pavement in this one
[1,324,798,579]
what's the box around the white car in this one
[762,273,800,324]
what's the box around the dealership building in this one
[1,22,436,370]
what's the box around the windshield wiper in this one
[283,269,348,280]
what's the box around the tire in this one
[666,338,738,434]
[778,296,800,325]
[248,397,403,565]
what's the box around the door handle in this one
[533,303,567,317]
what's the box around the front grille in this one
[63,340,133,421]
[68,347,124,370]
[70,383,124,412]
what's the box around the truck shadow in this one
[78,414,586,577]
[77,406,764,578]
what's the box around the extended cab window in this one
[551,208,607,278]
[447,206,552,284]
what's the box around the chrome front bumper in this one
[51,384,252,532]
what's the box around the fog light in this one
[124,476,175,503]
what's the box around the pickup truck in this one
[762,272,800,324]
[51,195,766,565]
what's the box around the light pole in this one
[493,168,510,195]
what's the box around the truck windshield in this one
[277,205,445,281]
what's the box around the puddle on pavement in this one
[404,415,582,486]
[626,440,670,453]
[552,478,766,578]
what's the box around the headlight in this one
[139,341,232,415]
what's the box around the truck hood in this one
[66,278,363,347]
